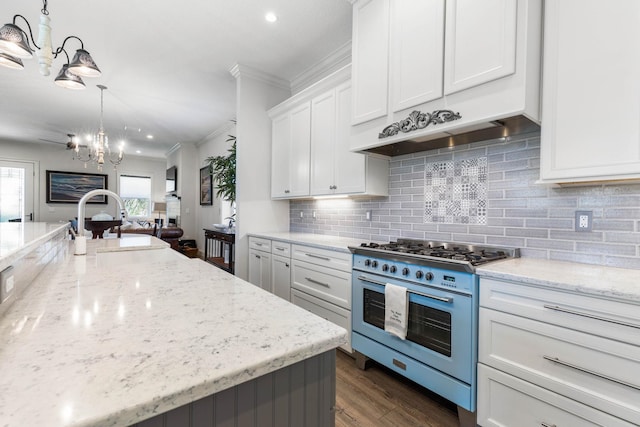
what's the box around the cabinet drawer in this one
[271,240,291,257]
[479,308,640,424]
[292,244,351,272]
[248,237,271,252]
[291,289,351,353]
[480,278,640,346]
[478,364,635,427]
[292,260,351,310]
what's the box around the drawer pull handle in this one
[357,275,453,304]
[275,247,285,251]
[540,423,556,427]
[543,304,640,329]
[543,356,640,391]
[305,253,331,261]
[255,255,261,259]
[306,277,330,288]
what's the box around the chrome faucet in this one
[75,189,128,255]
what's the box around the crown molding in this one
[196,121,236,146]
[165,143,182,157]
[229,63,290,91]
[290,41,352,94]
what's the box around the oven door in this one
[352,272,476,383]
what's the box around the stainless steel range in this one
[349,239,519,427]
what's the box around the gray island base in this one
[133,351,336,427]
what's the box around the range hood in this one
[361,115,540,157]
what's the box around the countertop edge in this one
[247,231,363,254]
[476,258,640,304]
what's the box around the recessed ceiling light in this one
[146,134,153,139]
[136,150,141,154]
[265,12,277,23]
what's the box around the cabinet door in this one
[271,254,291,301]
[310,90,337,195]
[351,0,389,125]
[288,102,311,197]
[540,0,640,183]
[389,0,445,112]
[248,249,271,292]
[271,113,291,198]
[333,82,366,194]
[443,0,517,95]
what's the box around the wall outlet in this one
[0,266,15,304]
[300,211,304,218]
[575,210,593,232]
[366,210,372,221]
[312,211,316,219]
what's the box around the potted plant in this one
[205,133,236,227]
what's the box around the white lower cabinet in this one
[478,365,635,427]
[248,248,271,292]
[478,278,640,426]
[291,244,352,352]
[271,254,291,301]
[249,237,291,300]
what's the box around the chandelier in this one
[72,85,124,170]
[0,0,101,89]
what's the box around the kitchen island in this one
[0,230,347,426]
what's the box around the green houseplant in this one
[205,134,236,224]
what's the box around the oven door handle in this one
[357,275,453,304]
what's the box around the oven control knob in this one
[371,260,378,268]
[402,267,410,276]
[389,265,397,273]
[425,272,434,281]
[382,264,389,272]
[364,259,371,266]
[415,270,424,279]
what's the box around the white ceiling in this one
[0,0,352,158]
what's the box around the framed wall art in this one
[46,170,108,204]
[200,166,213,205]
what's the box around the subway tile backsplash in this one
[290,131,640,269]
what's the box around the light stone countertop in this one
[248,231,366,253]
[0,239,347,427]
[0,222,69,271]
[476,257,640,303]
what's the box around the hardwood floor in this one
[335,350,460,427]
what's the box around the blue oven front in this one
[351,266,478,412]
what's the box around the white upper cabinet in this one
[349,0,542,154]
[390,0,444,112]
[443,0,517,95]
[311,82,388,196]
[269,65,389,199]
[271,102,311,198]
[351,0,390,125]
[539,0,640,184]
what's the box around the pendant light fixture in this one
[0,0,101,88]
[72,85,124,170]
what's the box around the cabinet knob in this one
[284,189,290,194]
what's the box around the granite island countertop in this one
[476,257,640,304]
[0,238,347,427]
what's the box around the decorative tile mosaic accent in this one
[424,157,488,224]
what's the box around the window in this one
[119,175,151,218]
[0,166,24,222]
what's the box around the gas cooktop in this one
[350,239,519,272]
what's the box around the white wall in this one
[232,65,291,280]
[0,139,166,223]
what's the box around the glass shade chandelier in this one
[0,0,101,89]
[72,85,124,170]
